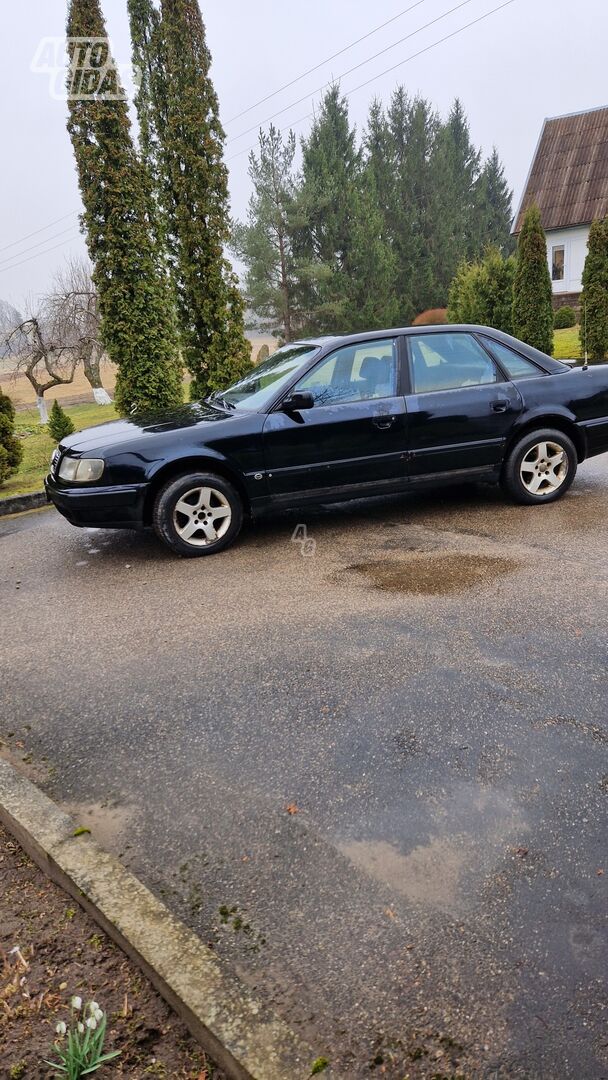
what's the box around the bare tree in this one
[47,258,113,405]
[4,315,77,423]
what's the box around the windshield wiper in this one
[205,394,236,411]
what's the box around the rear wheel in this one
[502,428,577,505]
[153,471,243,556]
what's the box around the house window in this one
[552,245,565,282]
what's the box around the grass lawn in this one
[553,325,582,361]
[2,401,117,499]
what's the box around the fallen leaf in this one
[72,826,91,837]
[597,868,604,876]
[285,803,299,815]
[514,847,528,858]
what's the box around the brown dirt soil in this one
[0,823,222,1079]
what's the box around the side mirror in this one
[281,391,314,412]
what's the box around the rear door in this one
[405,331,523,479]
[262,337,408,500]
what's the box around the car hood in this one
[60,402,246,454]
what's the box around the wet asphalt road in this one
[1,463,608,1078]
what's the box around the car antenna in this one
[582,300,589,371]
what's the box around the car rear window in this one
[482,338,544,380]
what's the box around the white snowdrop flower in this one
[89,1000,100,1014]
[71,995,82,1010]
[77,1022,85,1034]
[86,1016,98,1030]
[94,1008,104,1023]
[55,1021,67,1036]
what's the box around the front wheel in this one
[153,471,243,556]
[501,428,577,505]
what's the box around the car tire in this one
[153,471,243,557]
[501,428,577,505]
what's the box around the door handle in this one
[372,415,397,430]
[491,398,510,413]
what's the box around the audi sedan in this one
[45,325,608,557]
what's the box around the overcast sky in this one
[1,0,607,311]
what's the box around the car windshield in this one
[211,343,320,411]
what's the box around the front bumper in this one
[45,474,148,529]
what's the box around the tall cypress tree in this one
[66,0,182,415]
[132,0,251,399]
[580,218,608,362]
[512,204,554,355]
[231,125,300,342]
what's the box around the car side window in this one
[409,333,499,394]
[482,338,544,380]
[294,339,398,406]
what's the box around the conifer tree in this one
[430,99,480,297]
[48,400,76,443]
[0,388,22,486]
[295,86,360,334]
[580,218,608,361]
[66,0,183,415]
[473,148,514,254]
[512,204,554,355]
[134,0,251,398]
[342,173,399,331]
[448,248,516,333]
[232,125,300,342]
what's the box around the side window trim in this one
[406,331,504,395]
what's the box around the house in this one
[514,105,608,309]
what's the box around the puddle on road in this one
[61,800,133,849]
[345,553,517,594]
[341,836,466,908]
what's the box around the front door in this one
[405,331,522,479]
[262,337,408,501]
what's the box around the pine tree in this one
[66,0,183,415]
[580,218,608,362]
[295,86,360,334]
[430,99,481,298]
[231,125,300,341]
[512,204,554,354]
[0,388,23,486]
[472,148,514,254]
[48,400,76,443]
[137,0,251,399]
[382,90,438,322]
[342,172,399,331]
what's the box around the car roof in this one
[293,325,569,374]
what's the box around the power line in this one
[224,0,430,125]
[227,0,476,145]
[0,211,78,257]
[0,224,81,270]
[0,232,81,276]
[227,0,516,163]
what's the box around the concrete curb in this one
[0,758,318,1080]
[0,490,47,517]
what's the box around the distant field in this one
[0,334,276,409]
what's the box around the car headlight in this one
[57,457,105,483]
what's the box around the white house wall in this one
[545,225,589,296]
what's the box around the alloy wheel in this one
[172,486,232,546]
[519,440,568,496]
